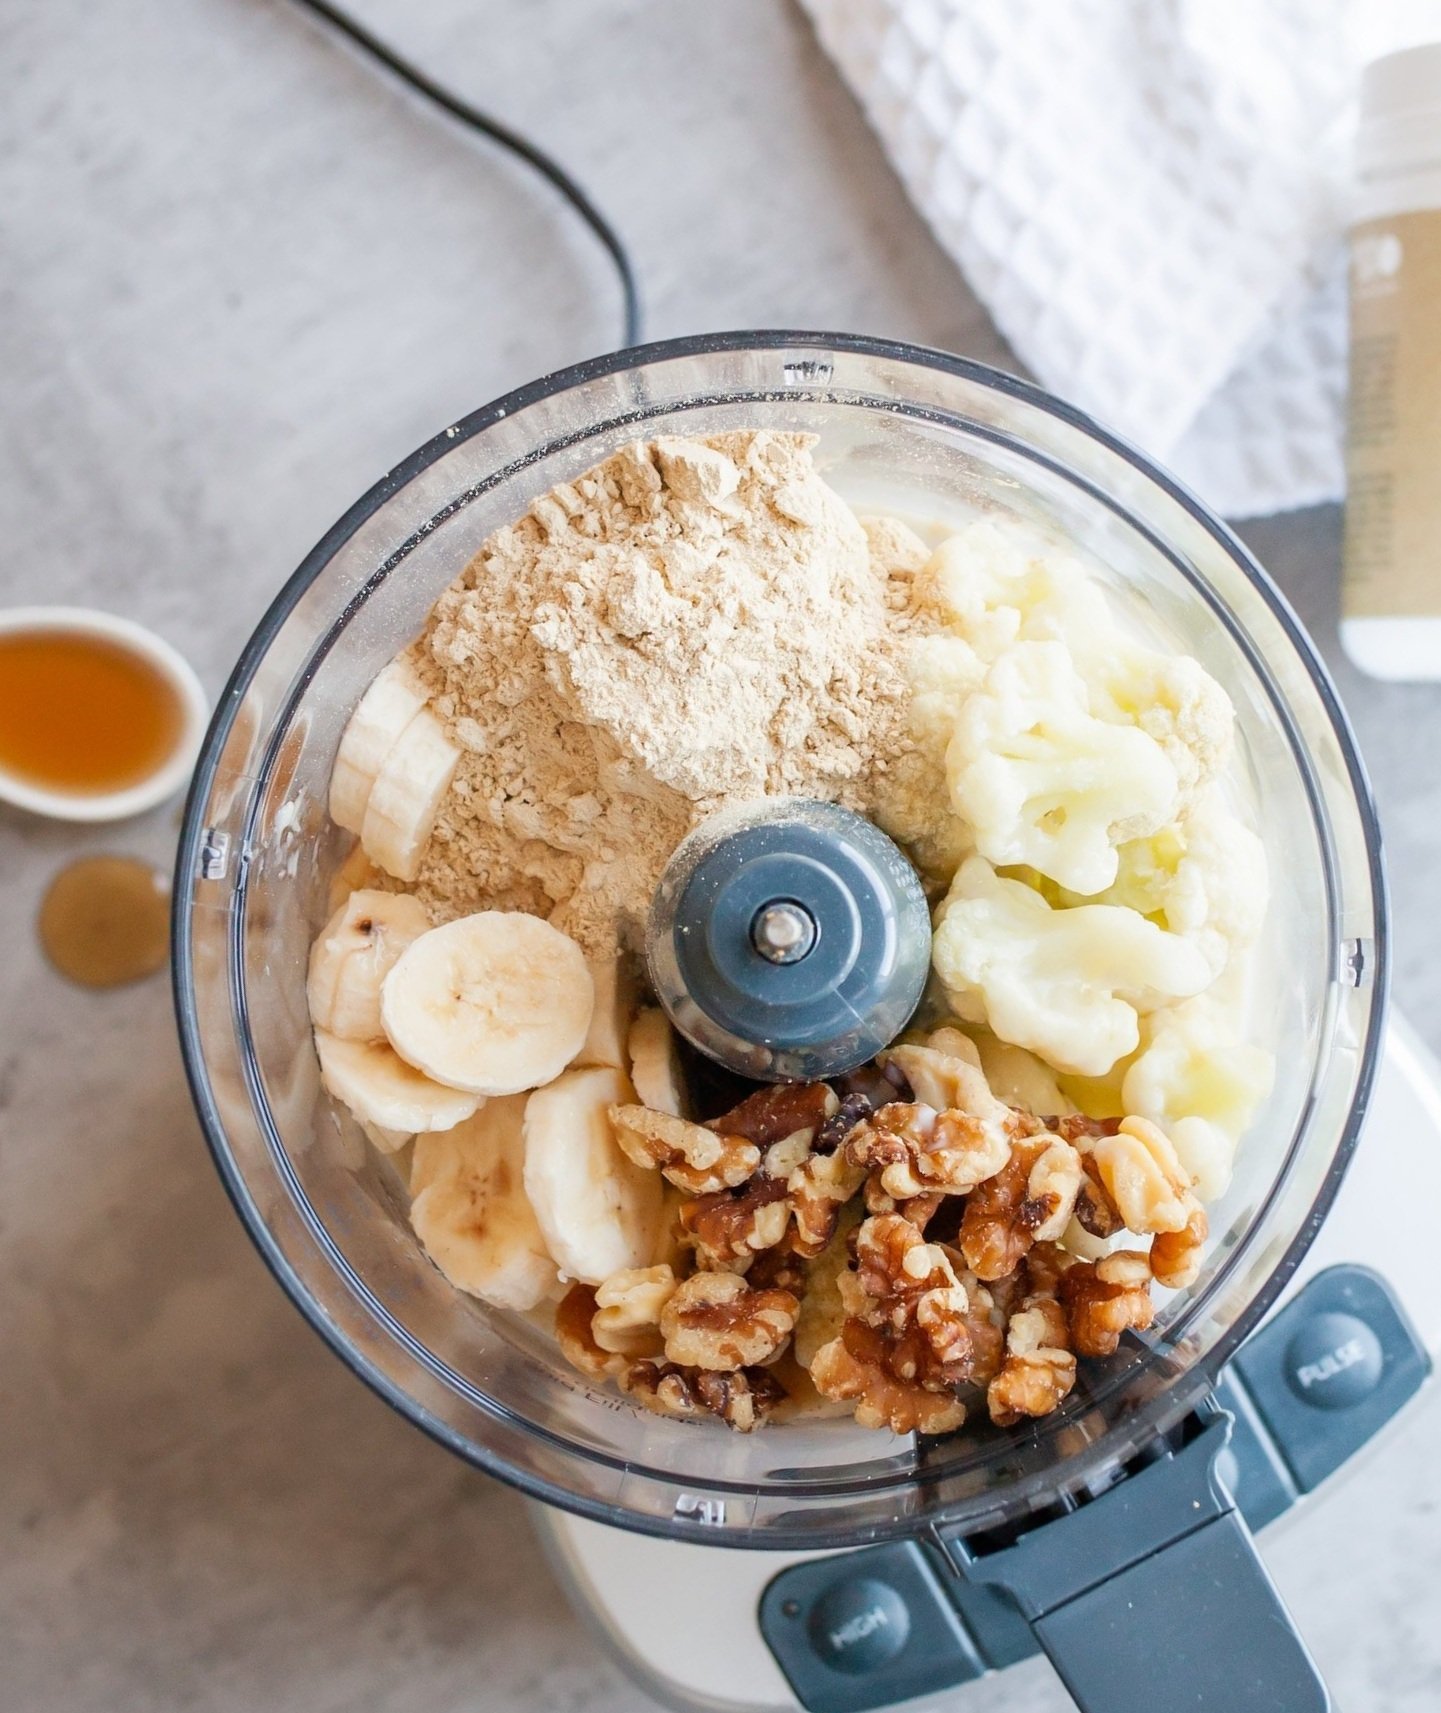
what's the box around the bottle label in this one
[1344,208,1441,618]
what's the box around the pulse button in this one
[1284,1311,1384,1409]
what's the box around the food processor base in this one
[531,1017,1441,1713]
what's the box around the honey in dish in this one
[0,629,184,795]
[38,856,171,989]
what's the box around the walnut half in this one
[591,1264,677,1356]
[621,1360,786,1432]
[987,1295,1076,1427]
[708,1082,838,1145]
[809,1321,967,1435]
[611,1104,760,1195]
[959,1132,1083,1281]
[659,1271,799,1371]
[846,1102,1017,1201]
[1061,1251,1155,1357]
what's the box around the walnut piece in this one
[1061,1251,1155,1356]
[862,1175,945,1229]
[1150,1203,1209,1289]
[1089,1116,1194,1235]
[659,1271,799,1370]
[1073,1153,1125,1238]
[681,1174,791,1270]
[815,1090,874,1154]
[591,1264,677,1356]
[789,1147,866,1257]
[555,1282,622,1379]
[852,1215,971,1366]
[746,1235,809,1296]
[809,1320,966,1434]
[621,1359,786,1432]
[611,1104,760,1195]
[879,1036,989,1114]
[959,1133,1083,1280]
[815,1214,992,1403]
[946,1259,1007,1384]
[987,1295,1076,1426]
[845,1102,1016,1200]
[709,1082,838,1145]
[792,1203,861,1370]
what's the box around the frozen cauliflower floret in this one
[1083,640,1234,799]
[915,522,1109,662]
[1121,996,1274,1200]
[1059,788,1270,978]
[932,857,1213,1078]
[946,641,1181,896]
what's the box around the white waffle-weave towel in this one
[800,0,1435,517]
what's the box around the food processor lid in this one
[646,800,931,1081]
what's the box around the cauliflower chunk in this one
[932,857,1213,1078]
[1083,640,1234,798]
[915,522,1109,662]
[1121,997,1273,1199]
[946,642,1181,895]
[1058,788,1269,978]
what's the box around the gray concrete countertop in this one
[3,3,1439,1710]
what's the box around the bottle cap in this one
[1357,42,1441,182]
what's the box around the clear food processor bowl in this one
[174,334,1385,1552]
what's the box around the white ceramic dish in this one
[0,606,209,822]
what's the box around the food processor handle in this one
[943,1411,1331,1712]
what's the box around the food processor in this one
[174,333,1433,1713]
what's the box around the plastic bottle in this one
[1341,43,1441,680]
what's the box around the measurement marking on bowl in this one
[673,1494,726,1526]
[197,829,232,881]
[782,358,834,387]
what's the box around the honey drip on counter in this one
[0,630,183,794]
[39,856,171,988]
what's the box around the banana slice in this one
[627,1007,686,1117]
[329,658,430,834]
[307,889,433,1040]
[572,955,637,1070]
[361,708,461,882]
[409,1094,558,1311]
[523,1065,664,1284]
[314,1030,482,1134]
[382,912,594,1096]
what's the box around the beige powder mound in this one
[409,431,933,954]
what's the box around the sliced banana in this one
[361,708,461,882]
[382,912,594,1096]
[627,1007,686,1117]
[329,658,430,834]
[314,1029,482,1134]
[523,1065,664,1284]
[572,955,637,1070]
[409,1095,558,1311]
[307,888,433,1041]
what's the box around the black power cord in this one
[287,0,642,350]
